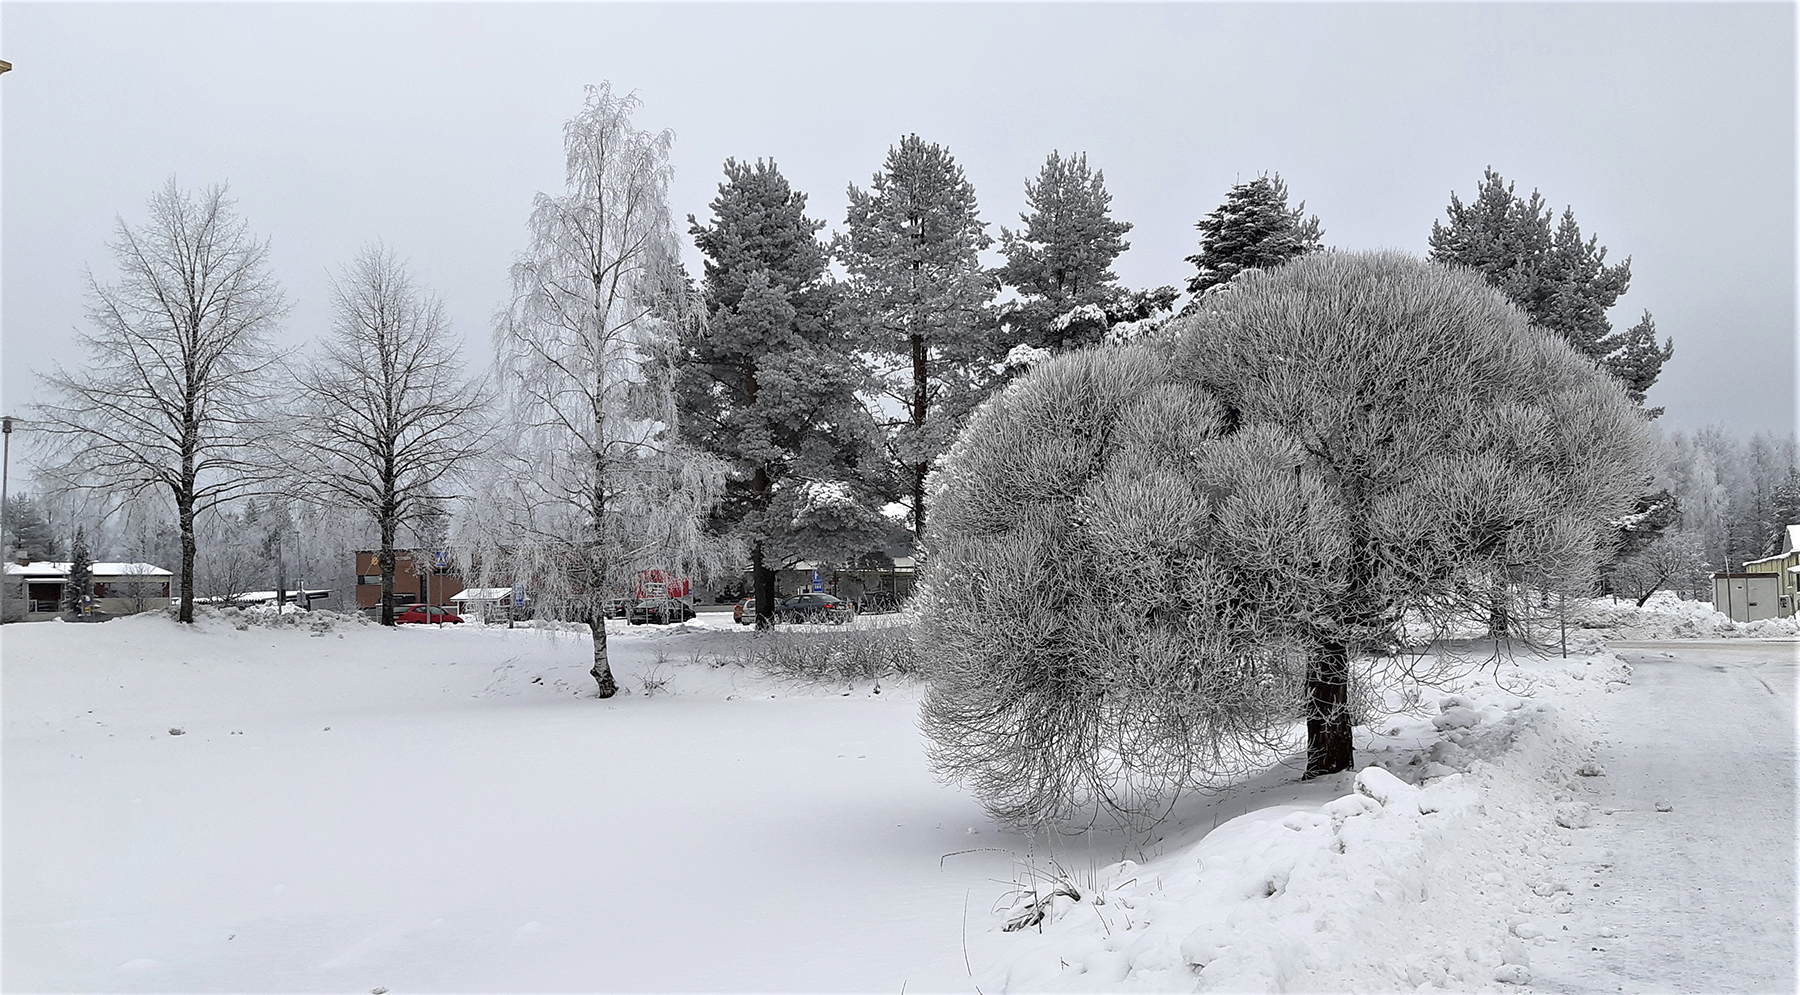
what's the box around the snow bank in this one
[1570,590,1799,642]
[973,658,1628,992]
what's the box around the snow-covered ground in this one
[3,596,1793,992]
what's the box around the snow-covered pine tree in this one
[62,525,92,616]
[837,135,999,548]
[1184,173,1323,299]
[2,496,62,562]
[1607,312,1676,418]
[1428,167,1674,410]
[996,152,1176,353]
[679,159,894,628]
[1770,467,1800,555]
[464,84,730,697]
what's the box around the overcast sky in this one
[3,2,1794,449]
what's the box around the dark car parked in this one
[776,593,854,625]
[628,598,696,625]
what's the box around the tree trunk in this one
[1304,638,1354,778]
[751,463,776,631]
[176,494,196,624]
[1486,571,1510,639]
[378,517,398,627]
[910,330,929,545]
[753,539,775,632]
[588,618,617,697]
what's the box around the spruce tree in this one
[679,158,892,627]
[1184,173,1323,299]
[1429,167,1674,411]
[62,525,93,616]
[997,152,1177,353]
[2,497,62,562]
[837,135,998,548]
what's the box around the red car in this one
[395,605,463,625]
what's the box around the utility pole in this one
[2,416,12,623]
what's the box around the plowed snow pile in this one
[1569,589,1798,641]
[971,658,1631,992]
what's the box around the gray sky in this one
[4,2,1794,446]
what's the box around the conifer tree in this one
[837,135,998,547]
[1184,173,1323,299]
[2,497,62,562]
[679,158,893,628]
[62,525,93,616]
[996,152,1176,353]
[1429,168,1674,410]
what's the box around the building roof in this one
[4,561,173,578]
[449,587,514,601]
[1787,524,1800,554]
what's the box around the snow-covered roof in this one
[1787,524,1800,554]
[4,561,172,578]
[1742,552,1787,566]
[195,590,328,604]
[450,587,513,601]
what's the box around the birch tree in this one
[297,244,492,625]
[462,84,729,696]
[37,180,287,623]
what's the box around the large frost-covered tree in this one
[920,252,1651,825]
[679,159,892,628]
[297,244,492,626]
[463,84,728,696]
[1429,167,1674,412]
[1166,251,1650,776]
[837,135,998,548]
[37,180,288,623]
[996,152,1178,354]
[1184,173,1323,299]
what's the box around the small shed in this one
[450,587,515,622]
[1712,572,1782,623]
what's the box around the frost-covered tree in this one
[679,159,892,628]
[1429,167,1674,409]
[36,180,287,622]
[462,84,729,696]
[2,496,61,562]
[61,525,93,616]
[1166,251,1650,776]
[996,152,1178,354]
[1184,173,1323,300]
[297,244,492,625]
[837,135,998,548]
[1608,530,1708,607]
[920,252,1652,826]
[918,347,1308,827]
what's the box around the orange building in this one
[353,550,464,609]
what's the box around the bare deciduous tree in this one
[459,84,732,696]
[36,179,287,623]
[297,244,492,625]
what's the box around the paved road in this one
[1533,641,1797,994]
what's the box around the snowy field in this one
[3,596,1794,993]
